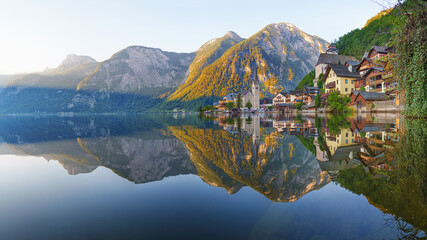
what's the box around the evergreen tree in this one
[317,73,324,89]
[236,93,242,109]
[315,94,321,108]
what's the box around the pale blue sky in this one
[0,0,386,74]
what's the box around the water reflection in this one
[0,113,425,238]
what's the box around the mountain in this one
[0,75,24,88]
[0,23,327,113]
[167,31,244,101]
[169,125,329,202]
[77,131,196,183]
[8,54,98,89]
[77,46,196,97]
[166,23,328,109]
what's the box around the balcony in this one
[368,79,384,86]
[325,82,336,89]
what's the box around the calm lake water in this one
[0,113,425,240]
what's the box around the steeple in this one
[326,43,339,55]
[252,67,260,109]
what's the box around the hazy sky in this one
[0,0,386,74]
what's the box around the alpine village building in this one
[318,44,398,110]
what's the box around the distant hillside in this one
[0,75,23,88]
[8,55,98,89]
[335,7,399,59]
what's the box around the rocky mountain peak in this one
[224,31,243,41]
[56,54,97,71]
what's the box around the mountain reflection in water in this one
[0,113,425,239]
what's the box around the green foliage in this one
[317,73,324,89]
[315,94,321,108]
[327,91,350,112]
[236,93,242,109]
[200,105,217,112]
[295,70,315,90]
[225,101,235,109]
[294,101,304,110]
[295,136,316,155]
[371,103,375,109]
[394,0,427,117]
[245,101,252,109]
[360,86,366,91]
[335,7,400,59]
[267,106,273,110]
[327,113,351,136]
[168,33,242,101]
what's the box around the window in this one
[351,80,353,84]
[352,139,354,143]
[345,79,348,84]
[346,139,348,143]
[336,80,338,84]
[346,133,348,137]
[345,88,348,92]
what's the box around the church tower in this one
[326,43,339,55]
[252,67,260,109]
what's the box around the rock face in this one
[77,46,196,97]
[168,31,244,101]
[52,54,97,73]
[167,23,328,106]
[77,132,196,183]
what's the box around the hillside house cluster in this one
[271,86,319,111]
[314,43,399,109]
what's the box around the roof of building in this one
[361,67,384,78]
[369,46,391,56]
[239,90,252,96]
[330,144,362,162]
[353,124,384,133]
[273,92,287,99]
[358,91,388,101]
[303,86,319,91]
[345,60,359,66]
[289,90,302,95]
[224,93,238,101]
[329,64,361,78]
[276,103,293,107]
[350,90,360,97]
[316,54,357,66]
[362,52,369,58]
[302,102,315,108]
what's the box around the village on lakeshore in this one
[201,43,400,114]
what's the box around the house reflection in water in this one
[316,116,400,180]
[272,115,318,137]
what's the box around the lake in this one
[0,113,425,240]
